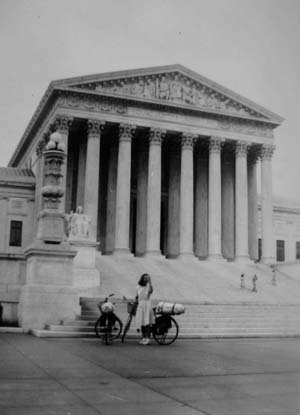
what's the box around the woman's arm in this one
[148,280,153,297]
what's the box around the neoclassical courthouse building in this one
[2,64,300,328]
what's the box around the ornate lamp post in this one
[36,132,67,243]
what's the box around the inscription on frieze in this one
[71,72,265,119]
[57,92,273,139]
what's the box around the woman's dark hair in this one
[138,273,149,287]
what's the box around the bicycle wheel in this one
[153,315,179,345]
[121,314,133,343]
[110,315,123,342]
[95,314,122,344]
[95,316,107,342]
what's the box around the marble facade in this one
[9,65,283,265]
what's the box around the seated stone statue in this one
[67,206,91,240]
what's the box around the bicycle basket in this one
[127,301,137,315]
[100,301,114,313]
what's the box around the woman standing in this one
[136,273,154,345]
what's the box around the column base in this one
[143,250,163,258]
[206,254,226,262]
[112,248,133,256]
[177,253,198,261]
[234,255,253,264]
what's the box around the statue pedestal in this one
[69,240,100,291]
[18,241,79,330]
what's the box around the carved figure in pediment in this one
[169,75,182,102]
[197,91,207,107]
[206,94,217,108]
[157,76,170,100]
[143,79,155,98]
[131,80,145,96]
[182,80,196,105]
[120,80,130,95]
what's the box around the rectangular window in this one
[276,240,285,262]
[9,220,23,247]
[258,238,262,261]
[296,242,300,260]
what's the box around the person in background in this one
[136,273,154,345]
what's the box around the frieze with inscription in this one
[57,92,274,139]
[70,72,265,120]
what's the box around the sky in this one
[0,0,300,200]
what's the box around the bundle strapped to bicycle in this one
[155,301,185,316]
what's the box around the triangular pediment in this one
[52,65,283,124]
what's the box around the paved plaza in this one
[0,334,299,414]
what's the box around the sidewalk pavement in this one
[0,334,299,414]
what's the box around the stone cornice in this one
[56,91,276,139]
[9,75,281,167]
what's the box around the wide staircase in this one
[31,256,300,338]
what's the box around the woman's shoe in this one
[139,338,146,344]
[143,338,150,345]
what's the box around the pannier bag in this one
[155,315,172,335]
[156,301,185,315]
[99,301,114,313]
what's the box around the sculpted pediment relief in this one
[69,72,266,120]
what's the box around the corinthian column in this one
[83,119,105,241]
[145,128,165,256]
[260,144,275,264]
[114,124,136,254]
[55,115,73,212]
[235,141,250,262]
[179,133,196,259]
[248,151,259,261]
[208,137,224,261]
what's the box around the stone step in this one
[36,299,300,338]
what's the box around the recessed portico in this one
[13,65,282,264]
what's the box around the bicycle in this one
[121,299,179,345]
[121,297,138,343]
[94,294,123,345]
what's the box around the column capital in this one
[119,123,136,142]
[209,137,224,153]
[248,145,261,164]
[260,144,275,160]
[54,115,73,134]
[87,119,105,137]
[235,140,250,157]
[149,128,166,145]
[181,133,197,149]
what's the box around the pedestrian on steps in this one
[136,273,154,345]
